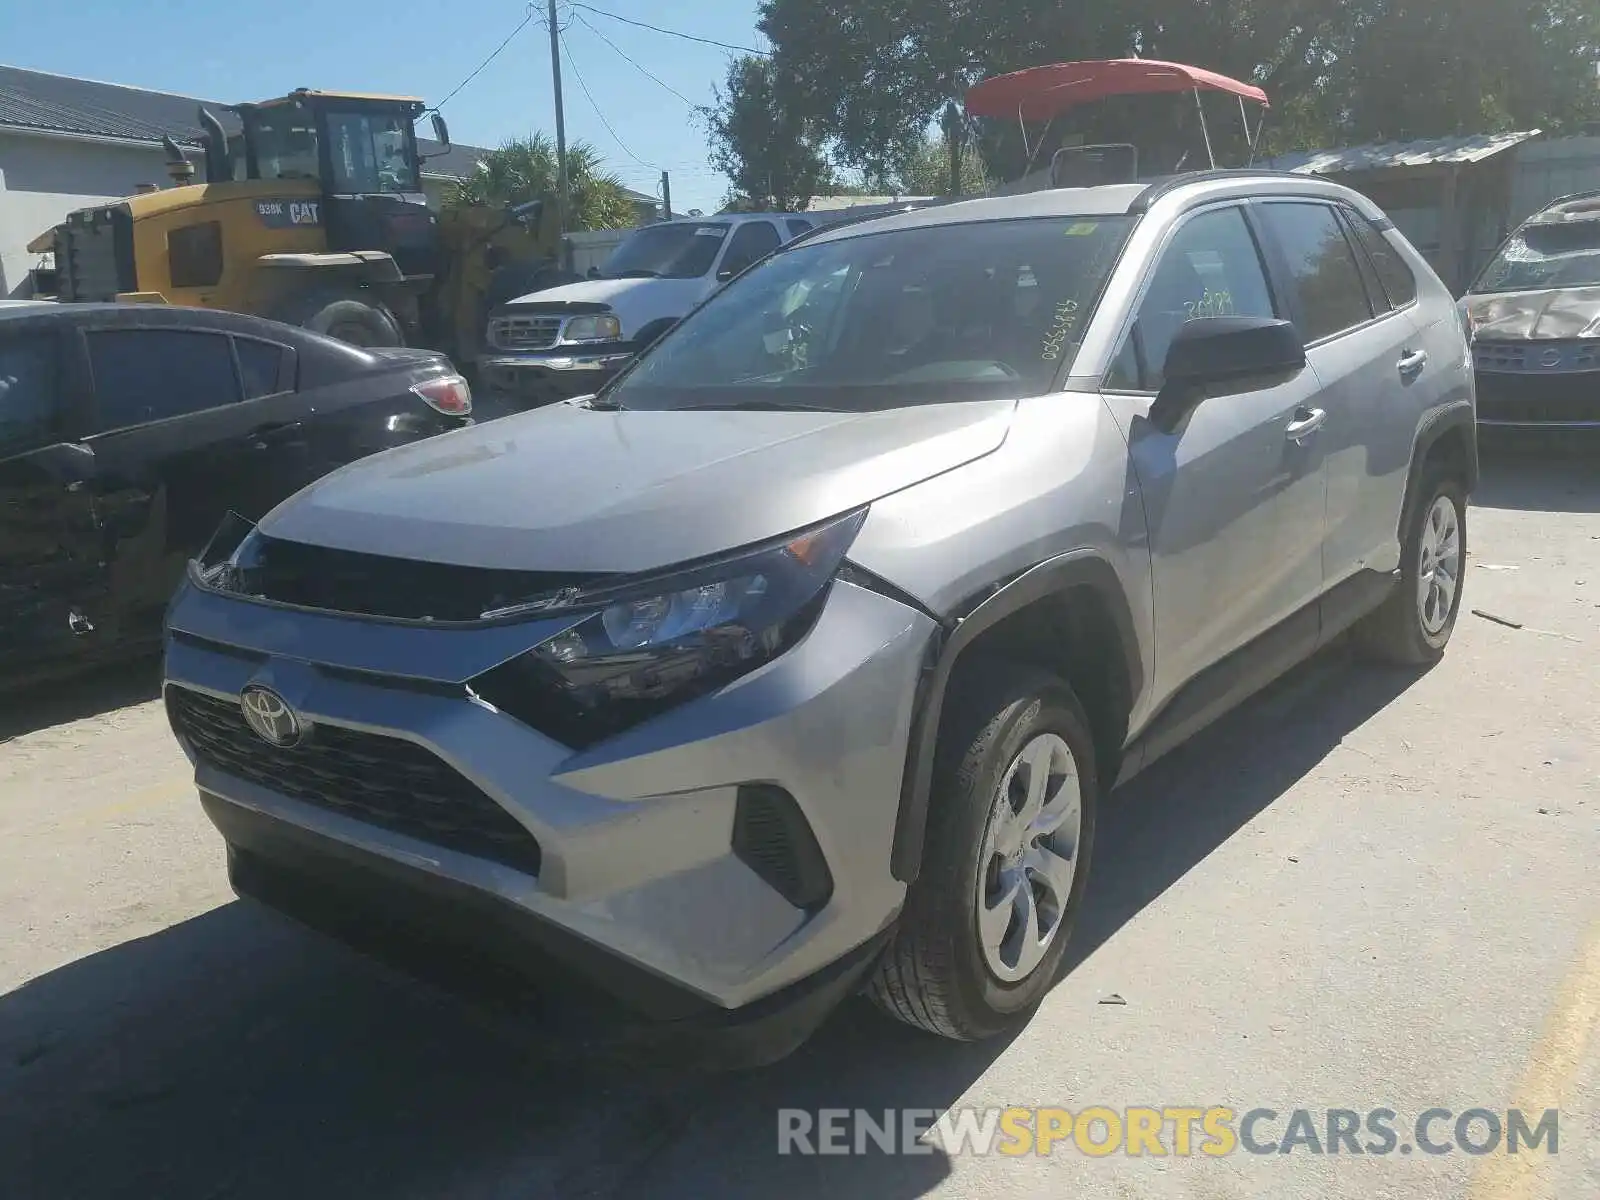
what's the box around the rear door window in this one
[1256,202,1377,342]
[88,329,242,431]
[786,218,815,240]
[0,335,61,455]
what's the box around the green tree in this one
[443,134,635,230]
[748,0,1600,182]
[1332,0,1600,140]
[702,55,837,211]
[853,135,991,195]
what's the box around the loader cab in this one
[213,90,446,278]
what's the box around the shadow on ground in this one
[0,657,161,745]
[0,651,1419,1200]
[1474,441,1600,514]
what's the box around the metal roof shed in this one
[1263,130,1542,294]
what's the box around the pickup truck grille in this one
[490,314,563,350]
[167,686,543,875]
[54,204,137,302]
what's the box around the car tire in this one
[868,662,1097,1041]
[285,291,404,348]
[1355,471,1468,666]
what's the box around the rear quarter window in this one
[1347,212,1419,308]
[234,336,291,398]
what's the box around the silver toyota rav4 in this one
[164,171,1475,1064]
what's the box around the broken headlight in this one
[472,508,867,747]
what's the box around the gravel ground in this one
[0,447,1595,1200]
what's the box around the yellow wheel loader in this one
[27,88,568,368]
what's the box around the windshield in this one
[249,107,320,181]
[606,215,1137,411]
[1471,219,1600,293]
[325,110,418,193]
[600,222,730,279]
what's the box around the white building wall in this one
[566,227,631,275]
[0,131,177,297]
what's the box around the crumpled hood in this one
[259,399,1016,573]
[1466,286,1600,340]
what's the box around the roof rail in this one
[784,198,954,247]
[1128,168,1316,213]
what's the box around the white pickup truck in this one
[477,212,820,404]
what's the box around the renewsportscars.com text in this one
[777,1106,1561,1157]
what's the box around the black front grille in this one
[1476,370,1600,425]
[55,204,137,302]
[168,686,542,875]
[1474,339,1600,373]
[220,533,604,622]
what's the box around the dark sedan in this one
[1463,191,1600,433]
[0,302,475,686]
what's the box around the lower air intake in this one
[731,784,833,911]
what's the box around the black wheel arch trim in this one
[889,549,1143,884]
[1401,403,1478,537]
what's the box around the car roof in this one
[0,301,291,332]
[654,212,800,225]
[793,170,1373,245]
[1523,189,1600,225]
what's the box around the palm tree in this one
[444,134,636,230]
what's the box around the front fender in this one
[888,549,1143,883]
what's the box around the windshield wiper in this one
[683,399,847,412]
[614,269,660,279]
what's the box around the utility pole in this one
[660,170,672,220]
[547,0,572,269]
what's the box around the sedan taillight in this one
[412,374,473,416]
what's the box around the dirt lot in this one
[1,448,1596,1200]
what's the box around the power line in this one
[433,6,537,111]
[574,11,697,107]
[558,28,662,170]
[568,3,771,56]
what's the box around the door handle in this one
[1285,407,1326,441]
[1398,349,1428,376]
[249,421,303,449]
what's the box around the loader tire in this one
[283,291,403,348]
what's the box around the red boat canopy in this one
[965,59,1269,122]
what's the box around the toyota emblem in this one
[240,685,302,748]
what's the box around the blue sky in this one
[8,0,764,213]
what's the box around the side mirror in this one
[430,112,451,149]
[1151,316,1306,430]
